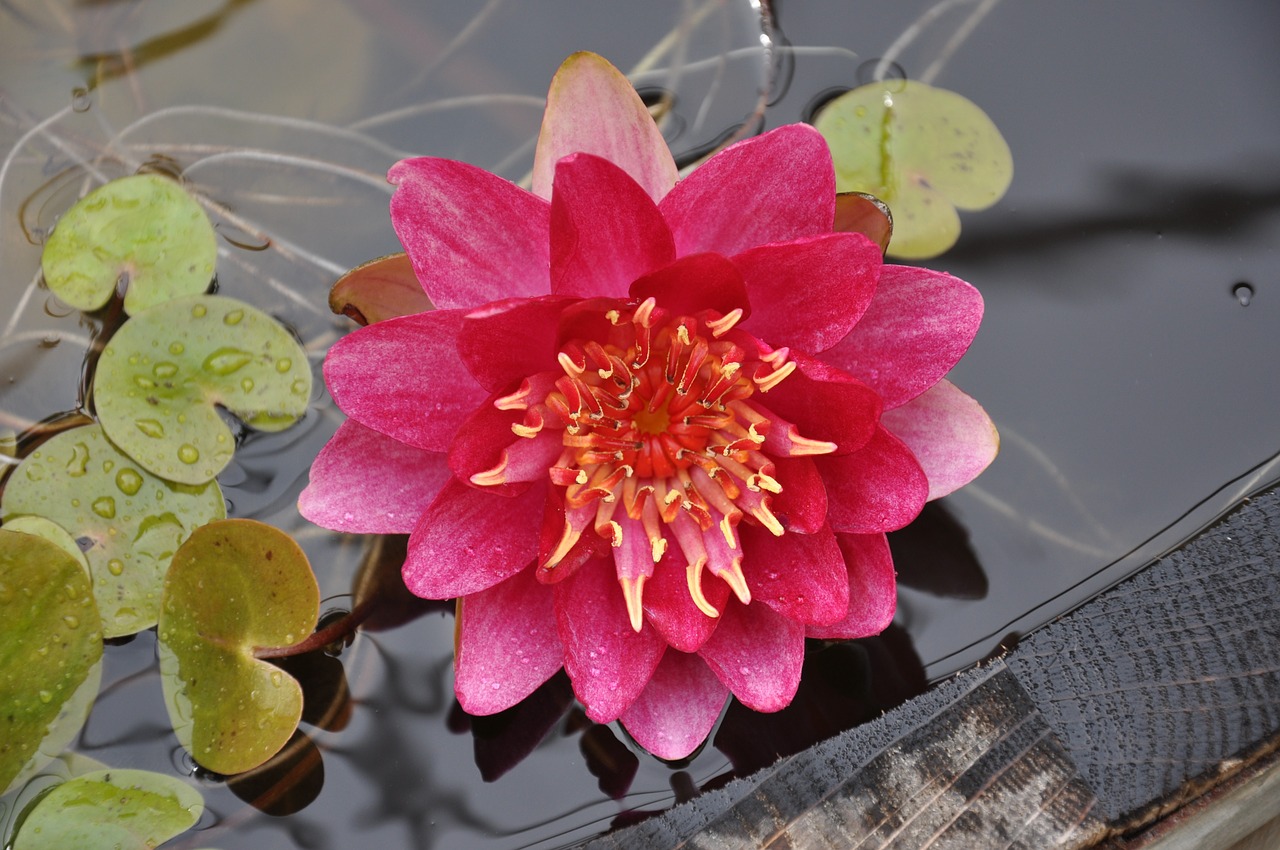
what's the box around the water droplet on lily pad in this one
[169,342,185,355]
[39,174,217,315]
[202,347,254,376]
[177,445,200,465]
[90,497,115,519]
[107,559,124,576]
[115,469,143,495]
[135,419,165,439]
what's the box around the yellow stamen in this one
[469,454,509,487]
[686,562,720,618]
[750,500,785,536]
[719,513,737,549]
[787,432,839,456]
[543,516,584,570]
[754,360,796,392]
[621,575,647,632]
[511,421,543,438]
[719,560,752,605]
[705,308,744,337]
[557,350,585,376]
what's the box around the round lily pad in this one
[11,768,202,850]
[1,424,226,638]
[814,79,1012,259]
[94,294,313,485]
[158,519,319,775]
[41,174,217,315]
[0,528,103,796]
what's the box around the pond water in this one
[1,1,1278,847]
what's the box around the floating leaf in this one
[1,424,225,637]
[814,80,1012,259]
[94,294,312,485]
[0,529,103,796]
[329,252,433,326]
[11,768,202,850]
[40,174,217,315]
[158,519,319,775]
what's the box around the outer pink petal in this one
[759,353,881,454]
[807,533,897,640]
[555,556,667,723]
[324,309,485,452]
[299,419,450,534]
[642,543,730,653]
[819,424,929,534]
[769,456,827,534]
[699,600,805,712]
[403,478,544,598]
[458,296,576,392]
[388,157,550,310]
[659,124,835,258]
[629,252,749,319]
[549,154,675,298]
[620,651,727,760]
[739,523,848,626]
[881,379,999,501]
[734,233,880,354]
[821,265,984,408]
[455,567,564,715]
[532,52,678,204]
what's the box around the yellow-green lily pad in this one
[158,519,319,775]
[94,294,312,485]
[10,768,202,850]
[814,80,1012,259]
[0,528,103,796]
[1,424,226,637]
[40,174,217,315]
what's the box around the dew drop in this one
[70,87,91,112]
[91,496,116,519]
[490,682,500,690]
[1233,281,1254,307]
[178,444,200,464]
[116,607,137,622]
[62,615,80,629]
[275,358,292,373]
[107,559,125,576]
[66,441,90,477]
[135,419,165,438]
[115,468,143,496]
[153,361,179,379]
[38,690,53,704]
[191,304,208,318]
[270,671,283,687]
[224,309,245,325]
[290,378,307,395]
[240,377,255,393]
[202,347,254,375]
[169,341,186,355]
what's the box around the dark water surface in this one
[1,1,1278,847]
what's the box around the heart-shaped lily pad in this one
[40,174,217,315]
[329,252,433,326]
[1,424,225,637]
[814,79,1012,259]
[158,519,319,775]
[0,528,103,796]
[94,294,312,485]
[10,769,202,850]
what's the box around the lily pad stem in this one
[254,596,378,660]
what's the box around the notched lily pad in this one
[94,294,312,485]
[814,80,1012,259]
[40,174,217,314]
[329,252,433,326]
[11,768,202,850]
[158,519,319,775]
[0,528,103,796]
[1,424,226,637]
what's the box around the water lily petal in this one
[881,379,999,500]
[620,651,727,760]
[328,252,433,326]
[739,523,849,626]
[455,567,563,715]
[821,264,983,408]
[450,397,562,496]
[642,542,730,652]
[820,424,929,533]
[324,309,485,452]
[807,532,897,640]
[660,124,835,257]
[299,419,449,534]
[699,599,805,712]
[734,232,880,353]
[769,456,827,534]
[533,52,678,204]
[389,157,550,310]
[629,252,749,318]
[404,478,544,598]
[550,153,675,300]
[459,297,578,392]
[760,353,881,454]
[555,556,666,723]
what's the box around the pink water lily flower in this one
[300,52,998,759]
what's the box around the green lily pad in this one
[0,528,103,796]
[94,294,313,485]
[1,424,226,637]
[158,519,319,775]
[814,79,1013,259]
[11,769,202,850]
[40,174,217,315]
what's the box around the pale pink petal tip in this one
[620,652,727,760]
[881,379,999,501]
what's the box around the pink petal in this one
[881,379,999,500]
[403,478,544,598]
[759,353,881,454]
[629,252,749,318]
[389,157,550,310]
[734,233,880,354]
[532,52,678,204]
[821,264,984,408]
[807,533,896,640]
[739,523,848,626]
[642,542,730,653]
[620,651,727,760]
[555,556,666,723]
[458,296,576,392]
[299,419,450,534]
[328,252,433,326]
[769,456,827,534]
[659,124,835,257]
[550,153,675,299]
[324,309,485,452]
[455,567,564,715]
[699,600,805,712]
[449,397,562,495]
[819,424,929,534]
